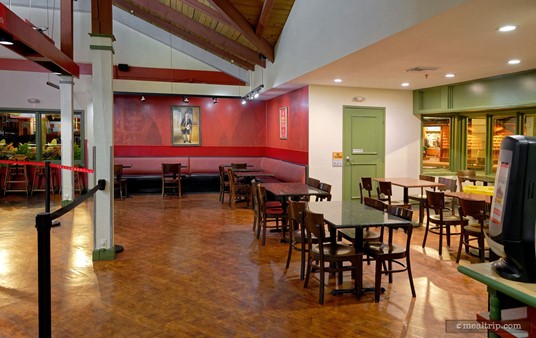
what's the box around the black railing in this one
[35,162,105,337]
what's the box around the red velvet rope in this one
[0,159,94,173]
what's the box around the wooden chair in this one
[437,177,457,212]
[339,197,384,245]
[228,168,250,209]
[218,165,230,203]
[408,175,436,223]
[316,182,332,201]
[423,190,462,255]
[303,210,362,304]
[365,204,415,302]
[376,181,404,206]
[359,177,373,203]
[161,163,182,198]
[257,185,286,246]
[457,169,476,192]
[285,200,308,280]
[114,164,128,200]
[456,198,488,263]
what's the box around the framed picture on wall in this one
[171,106,201,146]
[279,107,288,140]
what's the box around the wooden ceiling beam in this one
[113,0,256,70]
[0,3,79,77]
[255,0,274,38]
[60,0,73,58]
[179,0,237,29]
[207,0,274,62]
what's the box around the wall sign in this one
[279,107,288,140]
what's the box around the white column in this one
[60,75,74,203]
[90,34,115,260]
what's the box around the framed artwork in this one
[279,107,288,140]
[171,106,201,146]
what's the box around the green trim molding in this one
[92,248,116,261]
[414,69,536,115]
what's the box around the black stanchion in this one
[36,212,52,338]
[44,161,60,227]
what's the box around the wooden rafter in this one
[179,0,237,29]
[207,0,274,62]
[113,0,259,70]
[255,0,274,37]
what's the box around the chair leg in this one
[300,244,306,280]
[285,238,293,269]
[446,226,451,247]
[478,236,485,262]
[406,256,416,297]
[456,232,464,263]
[374,258,383,302]
[262,222,267,246]
[438,225,443,256]
[304,256,312,288]
[422,219,430,249]
[319,264,325,305]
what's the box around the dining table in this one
[307,200,412,298]
[459,175,496,186]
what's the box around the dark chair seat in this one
[311,242,356,257]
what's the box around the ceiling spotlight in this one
[401,82,410,87]
[334,78,342,83]
[445,73,455,78]
[141,95,146,102]
[254,92,259,99]
[498,25,517,32]
[508,59,521,65]
[0,32,14,46]
[183,96,189,103]
[241,98,247,105]
[213,97,218,104]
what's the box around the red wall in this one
[113,87,309,164]
[266,86,309,164]
[114,95,267,157]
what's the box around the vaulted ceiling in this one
[112,0,295,71]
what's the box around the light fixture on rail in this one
[240,84,264,104]
[213,97,218,104]
[183,96,189,103]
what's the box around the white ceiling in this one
[289,0,536,91]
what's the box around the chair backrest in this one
[386,204,414,248]
[304,210,328,248]
[288,200,307,234]
[251,180,259,212]
[316,182,332,201]
[437,177,457,192]
[419,175,436,183]
[458,197,487,224]
[219,165,227,182]
[162,163,181,178]
[457,169,476,192]
[231,163,247,169]
[307,177,321,188]
[426,190,446,212]
[113,164,124,182]
[228,167,237,190]
[364,197,386,211]
[376,181,393,203]
[359,177,373,203]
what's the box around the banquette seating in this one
[114,156,307,194]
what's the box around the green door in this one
[342,106,385,200]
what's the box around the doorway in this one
[342,106,385,200]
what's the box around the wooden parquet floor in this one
[0,193,488,337]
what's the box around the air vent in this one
[405,66,439,72]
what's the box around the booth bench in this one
[114,156,307,194]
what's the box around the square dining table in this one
[307,200,412,298]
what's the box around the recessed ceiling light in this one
[508,59,521,65]
[498,25,517,32]
[401,82,410,87]
[334,78,342,83]
[445,73,455,78]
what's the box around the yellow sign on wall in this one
[332,152,343,167]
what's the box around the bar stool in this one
[4,159,29,195]
[31,166,56,195]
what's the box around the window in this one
[0,111,83,162]
[467,117,486,174]
[491,115,516,173]
[422,117,451,171]
[524,114,536,137]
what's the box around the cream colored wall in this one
[308,85,421,201]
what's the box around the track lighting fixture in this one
[213,97,218,104]
[183,96,189,103]
[141,96,146,102]
[240,84,264,104]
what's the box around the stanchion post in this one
[45,161,51,213]
[35,212,52,338]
